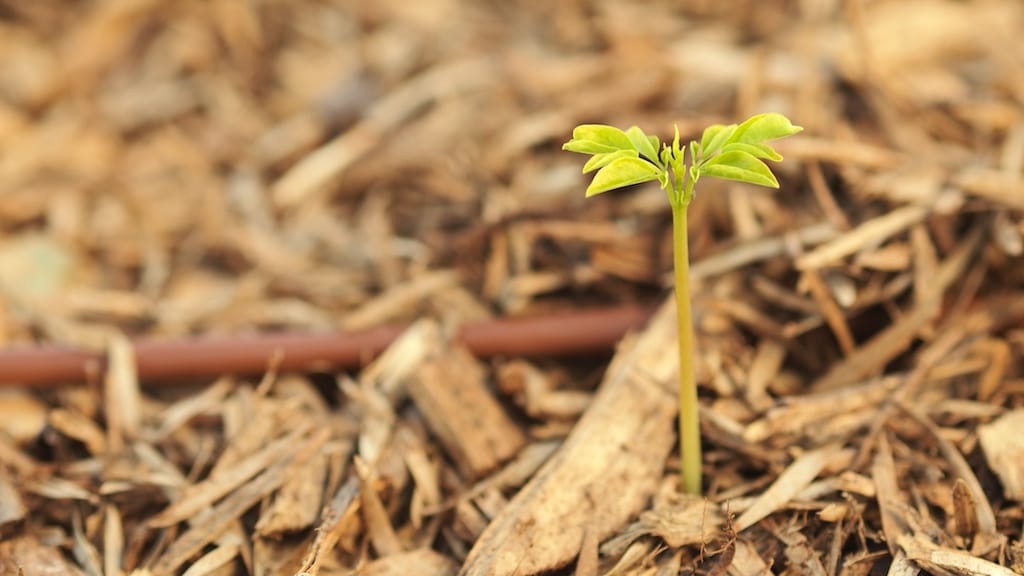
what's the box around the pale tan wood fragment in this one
[974,339,1010,401]
[71,508,103,576]
[295,476,361,576]
[360,319,440,402]
[105,333,141,453]
[872,435,912,560]
[910,225,937,309]
[408,347,525,480]
[459,299,678,576]
[255,450,328,536]
[0,389,46,442]
[356,456,403,557]
[149,422,314,528]
[777,137,902,169]
[341,270,458,332]
[104,504,123,576]
[272,57,497,208]
[898,534,1018,576]
[689,222,838,281]
[796,204,928,270]
[0,469,26,530]
[978,409,1024,501]
[992,211,1023,256]
[887,552,921,576]
[498,360,591,420]
[482,229,509,303]
[0,534,88,576]
[802,270,855,355]
[253,534,310,576]
[49,408,107,455]
[734,447,848,532]
[727,538,772,576]
[395,426,441,530]
[951,479,978,542]
[806,161,851,231]
[153,377,234,440]
[602,539,656,576]
[744,340,785,412]
[180,543,240,576]
[574,528,599,576]
[775,524,827,576]
[812,229,979,391]
[854,243,911,271]
[955,168,1024,210]
[450,440,560,512]
[151,428,328,576]
[360,548,458,576]
[745,377,899,443]
[601,492,723,554]
[453,498,489,542]
[897,403,997,537]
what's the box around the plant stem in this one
[672,202,702,495]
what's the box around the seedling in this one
[563,113,802,494]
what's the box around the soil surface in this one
[0,1,1022,575]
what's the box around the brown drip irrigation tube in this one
[0,306,654,388]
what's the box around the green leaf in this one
[563,124,634,154]
[689,140,700,164]
[699,150,780,188]
[582,149,638,173]
[586,157,662,197]
[647,135,660,156]
[625,126,660,163]
[699,124,736,156]
[720,142,783,162]
[727,113,803,146]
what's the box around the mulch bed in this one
[0,1,1022,575]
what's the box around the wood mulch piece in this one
[1,0,1023,575]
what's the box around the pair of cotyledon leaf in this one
[562,113,803,205]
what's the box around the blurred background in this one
[0,0,1020,347]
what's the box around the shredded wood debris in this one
[0,0,1022,575]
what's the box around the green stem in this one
[672,202,701,495]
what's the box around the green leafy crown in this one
[562,113,802,208]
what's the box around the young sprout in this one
[563,113,802,495]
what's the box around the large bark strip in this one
[460,300,679,576]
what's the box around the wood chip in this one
[460,300,678,576]
[978,409,1024,501]
[360,548,458,576]
[796,204,928,271]
[734,446,850,532]
[407,347,525,480]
